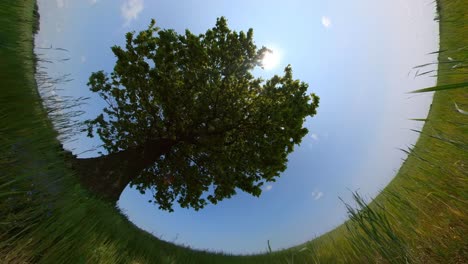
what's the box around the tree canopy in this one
[84,17,319,211]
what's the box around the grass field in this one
[0,0,466,263]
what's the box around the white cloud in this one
[310,133,319,141]
[312,190,324,200]
[321,16,332,28]
[56,0,65,8]
[39,39,49,48]
[315,192,323,200]
[121,0,144,26]
[264,185,273,191]
[308,133,320,148]
[80,56,87,63]
[89,0,98,5]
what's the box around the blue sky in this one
[36,0,439,254]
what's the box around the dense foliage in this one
[86,17,319,211]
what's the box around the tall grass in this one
[0,0,466,263]
[342,193,410,263]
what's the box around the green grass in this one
[1,0,466,263]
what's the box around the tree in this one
[73,17,319,212]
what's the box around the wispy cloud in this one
[121,0,144,26]
[308,133,319,148]
[264,184,273,191]
[310,133,319,141]
[321,16,332,28]
[312,190,324,200]
[56,0,65,8]
[39,39,49,48]
[89,0,98,5]
[80,56,87,63]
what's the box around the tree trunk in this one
[70,138,175,203]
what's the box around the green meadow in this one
[0,0,466,263]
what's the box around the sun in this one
[261,49,280,70]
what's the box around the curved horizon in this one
[35,0,439,254]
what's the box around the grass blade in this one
[409,82,468,93]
